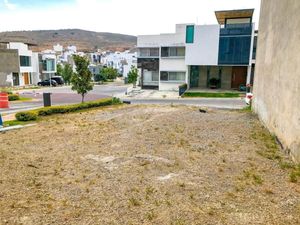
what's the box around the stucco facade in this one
[253,0,300,162]
[137,9,256,91]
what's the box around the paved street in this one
[0,83,247,116]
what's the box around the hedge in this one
[16,98,122,121]
[15,111,38,121]
[8,94,20,101]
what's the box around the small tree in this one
[127,66,138,88]
[56,63,63,75]
[62,64,73,85]
[71,55,94,103]
[101,67,118,81]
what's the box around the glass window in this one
[150,48,159,57]
[169,72,185,81]
[43,59,55,71]
[139,48,149,57]
[20,56,31,67]
[160,72,186,81]
[160,72,168,81]
[161,47,185,57]
[161,47,169,57]
[186,25,194,43]
[177,47,185,57]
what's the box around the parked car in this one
[38,79,58,87]
[51,76,64,85]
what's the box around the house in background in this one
[0,42,40,86]
[101,49,138,76]
[137,9,256,91]
[39,50,57,81]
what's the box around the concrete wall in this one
[185,25,220,66]
[253,0,300,162]
[0,49,20,73]
[221,66,232,89]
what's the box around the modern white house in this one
[39,50,57,81]
[0,42,40,86]
[101,49,138,77]
[137,9,256,91]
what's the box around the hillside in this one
[0,29,137,52]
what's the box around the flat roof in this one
[0,40,38,46]
[215,9,254,25]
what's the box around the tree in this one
[56,63,63,75]
[62,64,73,85]
[101,67,118,81]
[71,55,94,103]
[127,66,138,88]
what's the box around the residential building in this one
[101,49,138,76]
[253,0,300,162]
[122,49,137,78]
[0,42,40,86]
[137,9,256,91]
[39,50,57,81]
[89,64,102,81]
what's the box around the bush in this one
[15,111,38,121]
[8,94,20,101]
[179,83,188,89]
[15,98,122,121]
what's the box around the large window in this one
[161,47,185,57]
[20,56,31,67]
[186,25,194,43]
[160,71,186,82]
[42,59,55,71]
[138,48,159,57]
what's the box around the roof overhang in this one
[215,9,254,25]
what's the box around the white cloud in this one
[0,0,261,35]
[3,0,17,10]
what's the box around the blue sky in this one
[0,0,261,35]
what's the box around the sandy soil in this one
[0,105,299,225]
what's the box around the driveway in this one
[118,88,247,109]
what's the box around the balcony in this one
[161,47,185,58]
[138,48,159,58]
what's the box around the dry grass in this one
[0,105,299,225]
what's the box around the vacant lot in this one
[0,105,299,225]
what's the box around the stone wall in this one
[253,0,300,162]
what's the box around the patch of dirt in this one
[0,105,299,225]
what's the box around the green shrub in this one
[8,94,20,101]
[15,98,122,121]
[15,111,38,121]
[179,83,188,89]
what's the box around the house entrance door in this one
[231,67,247,89]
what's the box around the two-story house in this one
[0,42,40,86]
[137,9,256,91]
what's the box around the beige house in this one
[253,0,300,162]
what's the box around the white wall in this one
[160,33,185,46]
[185,25,220,66]
[137,35,161,47]
[160,58,186,71]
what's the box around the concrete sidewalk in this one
[116,87,181,99]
